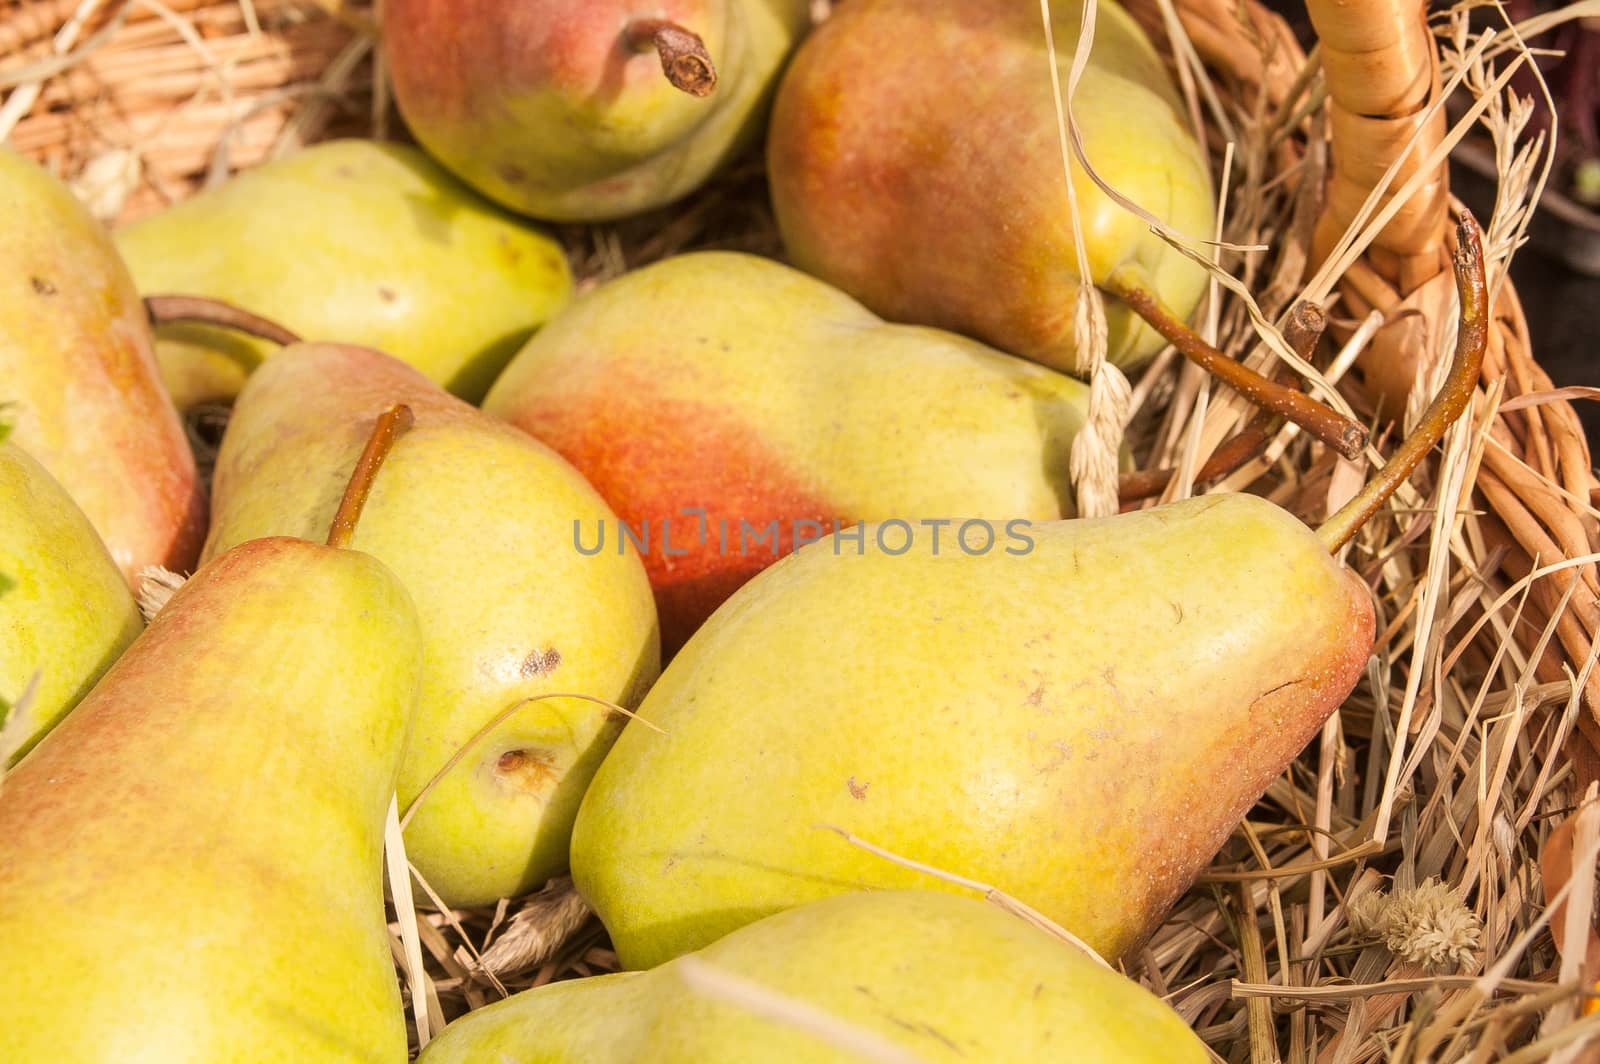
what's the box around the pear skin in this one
[0,146,205,582]
[115,140,574,409]
[570,493,1375,970]
[768,0,1215,373]
[0,536,422,1062]
[380,0,811,221]
[483,251,1093,653]
[416,890,1210,1062]
[0,441,143,765]
[204,343,660,907]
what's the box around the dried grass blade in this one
[385,795,433,1046]
[674,956,930,1064]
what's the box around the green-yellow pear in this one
[0,146,206,582]
[768,0,1215,374]
[483,250,1094,653]
[416,890,1210,1062]
[569,214,1491,972]
[204,343,660,908]
[0,409,424,1062]
[571,493,1377,969]
[380,0,812,222]
[115,139,574,408]
[0,441,143,766]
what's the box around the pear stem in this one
[623,17,716,97]
[1281,299,1330,364]
[1103,268,1367,461]
[1315,214,1489,554]
[144,295,301,347]
[1118,300,1326,503]
[326,403,415,549]
[1116,424,1273,503]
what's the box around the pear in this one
[767,0,1215,374]
[571,493,1376,969]
[204,343,660,908]
[416,890,1210,1062]
[483,251,1094,653]
[0,146,205,581]
[380,0,811,222]
[114,139,574,408]
[569,213,1491,971]
[0,410,424,1062]
[0,441,143,766]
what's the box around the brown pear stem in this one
[1116,427,1271,504]
[144,295,301,347]
[1119,301,1327,504]
[326,404,415,549]
[623,17,716,97]
[1315,214,1488,554]
[1103,269,1367,461]
[1281,299,1330,363]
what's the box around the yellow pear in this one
[0,407,424,1062]
[416,890,1210,1062]
[483,250,1094,653]
[204,343,660,907]
[0,146,205,581]
[381,0,812,221]
[571,494,1374,969]
[0,441,142,766]
[115,139,573,408]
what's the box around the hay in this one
[6,0,1600,1059]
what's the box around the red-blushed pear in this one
[414,890,1210,1063]
[766,0,1370,460]
[203,343,660,908]
[0,406,423,1063]
[380,0,810,222]
[0,146,205,583]
[115,140,574,410]
[483,251,1094,654]
[769,0,1212,374]
[0,441,143,767]
[568,218,1488,970]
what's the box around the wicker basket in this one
[7,0,1600,1058]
